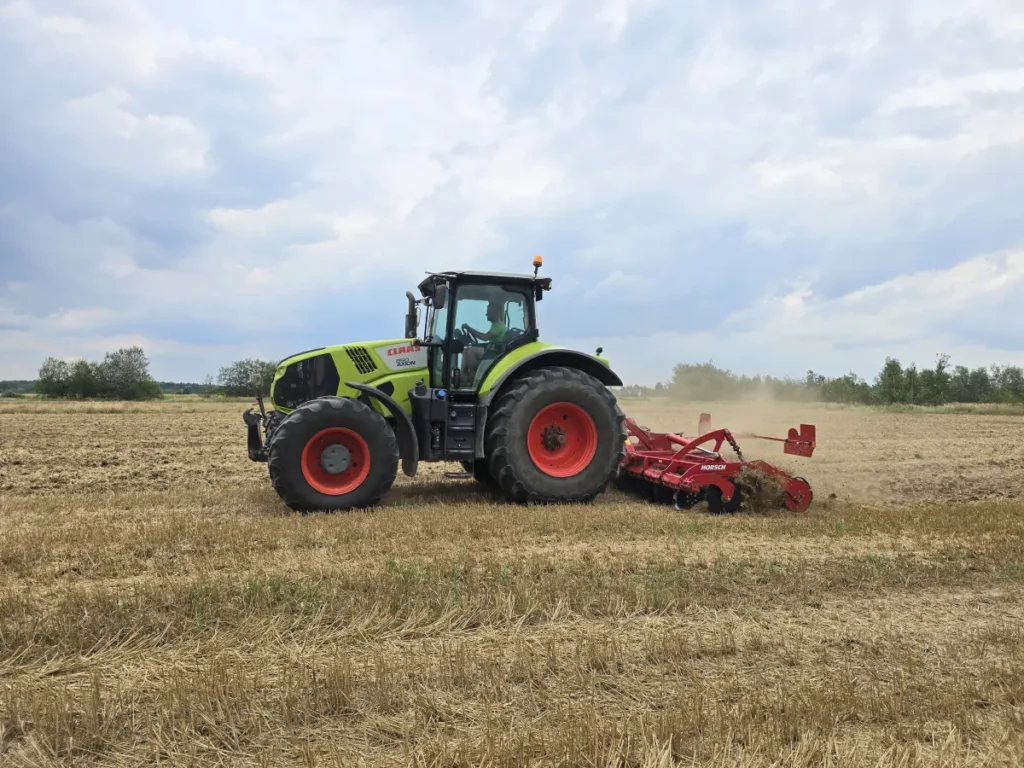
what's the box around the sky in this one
[2,0,1024,386]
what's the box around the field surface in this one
[2,397,1024,766]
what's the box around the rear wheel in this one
[268,396,398,512]
[484,366,626,504]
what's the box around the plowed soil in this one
[1,396,1023,767]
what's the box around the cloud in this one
[562,249,1024,385]
[62,87,209,180]
[1,0,1024,383]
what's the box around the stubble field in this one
[1,396,1024,766]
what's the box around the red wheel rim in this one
[300,428,370,495]
[527,402,598,477]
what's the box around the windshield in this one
[453,290,526,335]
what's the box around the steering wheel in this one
[459,323,482,344]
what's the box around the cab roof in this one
[417,270,552,296]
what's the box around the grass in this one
[1,398,1024,765]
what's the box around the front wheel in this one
[267,396,398,512]
[484,366,626,504]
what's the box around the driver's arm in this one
[463,324,499,340]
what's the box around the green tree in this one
[217,359,278,397]
[96,346,160,400]
[948,365,972,402]
[0,380,35,394]
[819,372,872,404]
[36,358,72,398]
[670,362,741,400]
[992,365,1024,403]
[874,357,905,404]
[917,354,951,405]
[903,364,920,404]
[969,367,993,402]
[69,359,102,399]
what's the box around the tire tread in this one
[267,396,398,512]
[484,366,626,504]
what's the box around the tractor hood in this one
[270,339,427,412]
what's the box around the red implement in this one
[618,414,816,513]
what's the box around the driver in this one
[461,300,507,382]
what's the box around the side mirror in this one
[434,285,448,310]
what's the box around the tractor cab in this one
[406,259,551,394]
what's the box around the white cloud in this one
[62,88,209,180]
[879,69,1024,112]
[567,249,1024,385]
[725,249,1024,346]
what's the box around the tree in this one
[916,354,951,405]
[96,346,160,400]
[69,359,101,399]
[874,357,905,404]
[37,358,72,398]
[819,371,872,404]
[217,359,278,397]
[948,365,972,402]
[992,365,1024,403]
[670,361,741,400]
[0,380,35,394]
[903,364,920,404]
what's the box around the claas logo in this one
[387,345,420,356]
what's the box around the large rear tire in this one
[267,396,398,512]
[484,366,626,504]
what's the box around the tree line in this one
[2,348,280,400]
[621,355,1024,406]
[8,348,1024,406]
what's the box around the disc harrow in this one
[618,414,816,513]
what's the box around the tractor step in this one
[444,471,474,480]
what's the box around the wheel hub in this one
[541,425,566,451]
[320,443,352,475]
[526,402,599,478]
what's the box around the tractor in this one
[243,257,628,512]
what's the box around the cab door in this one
[424,286,451,389]
[449,284,531,392]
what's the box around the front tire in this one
[484,366,626,504]
[268,396,398,512]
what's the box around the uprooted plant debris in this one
[736,466,787,512]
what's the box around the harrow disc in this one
[617,472,671,504]
[705,484,743,514]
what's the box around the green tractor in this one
[243,257,627,512]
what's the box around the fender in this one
[344,381,419,478]
[480,349,624,407]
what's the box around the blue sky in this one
[2,0,1024,385]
